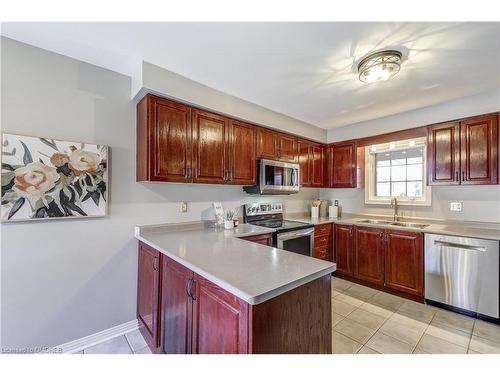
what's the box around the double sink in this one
[357,219,429,229]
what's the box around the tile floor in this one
[331,277,500,354]
[78,329,152,354]
[77,277,500,354]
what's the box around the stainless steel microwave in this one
[243,159,300,195]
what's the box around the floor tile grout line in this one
[123,333,136,354]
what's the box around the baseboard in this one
[50,319,140,354]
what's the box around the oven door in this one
[276,228,314,257]
[259,159,300,194]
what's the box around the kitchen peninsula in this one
[135,222,336,354]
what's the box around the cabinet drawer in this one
[314,235,330,248]
[314,224,332,238]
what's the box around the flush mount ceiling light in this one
[358,50,402,84]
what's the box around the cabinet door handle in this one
[186,278,193,298]
[455,171,459,181]
[462,171,465,182]
[153,256,158,271]
[189,279,197,300]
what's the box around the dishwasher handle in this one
[434,240,486,252]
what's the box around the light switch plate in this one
[450,202,463,212]
[181,201,188,213]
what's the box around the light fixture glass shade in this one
[358,50,402,83]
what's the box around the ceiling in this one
[2,22,499,129]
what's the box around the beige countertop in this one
[134,222,336,305]
[286,213,500,241]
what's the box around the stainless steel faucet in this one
[390,197,399,222]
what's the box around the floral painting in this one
[1,133,108,221]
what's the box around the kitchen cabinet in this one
[241,233,273,246]
[228,120,256,185]
[460,115,498,185]
[137,95,192,182]
[161,257,193,354]
[334,225,424,298]
[256,127,278,159]
[334,224,354,276]
[328,141,357,188]
[137,243,161,350]
[299,141,326,187]
[192,109,229,184]
[353,226,384,285]
[427,114,498,186]
[256,127,298,162]
[313,223,333,261]
[192,274,249,354]
[140,243,331,354]
[277,133,298,162]
[384,230,423,296]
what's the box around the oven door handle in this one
[277,228,314,241]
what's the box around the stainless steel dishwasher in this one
[425,233,499,319]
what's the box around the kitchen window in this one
[365,137,431,206]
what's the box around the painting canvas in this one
[1,133,108,221]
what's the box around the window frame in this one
[364,138,432,206]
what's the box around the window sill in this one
[365,198,432,207]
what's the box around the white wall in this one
[0,37,319,350]
[327,90,500,143]
[135,62,327,143]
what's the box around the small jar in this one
[233,218,240,227]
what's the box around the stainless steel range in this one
[243,202,314,256]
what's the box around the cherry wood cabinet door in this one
[278,134,298,162]
[192,109,229,184]
[460,114,498,185]
[384,230,423,296]
[353,226,384,285]
[228,120,256,185]
[191,274,249,354]
[256,127,278,159]
[334,224,354,276]
[298,140,311,186]
[427,122,461,185]
[161,257,194,354]
[137,243,161,348]
[137,95,192,182]
[310,144,326,187]
[241,233,273,246]
[329,142,356,188]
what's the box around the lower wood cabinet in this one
[384,230,423,296]
[137,243,161,350]
[240,233,273,246]
[313,223,333,261]
[137,241,332,354]
[353,226,385,285]
[334,224,354,276]
[334,225,424,298]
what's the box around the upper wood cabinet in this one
[384,230,423,296]
[227,120,256,185]
[298,140,325,187]
[328,141,357,188]
[428,114,498,186]
[256,127,298,162]
[278,133,298,162]
[460,115,498,185]
[137,95,192,182]
[137,243,161,350]
[192,109,229,184]
[256,127,278,159]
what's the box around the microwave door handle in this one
[291,168,297,186]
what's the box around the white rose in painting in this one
[13,162,59,201]
[69,149,100,175]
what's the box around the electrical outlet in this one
[450,202,463,212]
[181,201,188,213]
